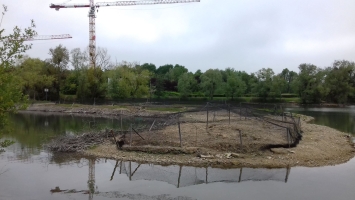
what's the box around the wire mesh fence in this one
[108,102,302,152]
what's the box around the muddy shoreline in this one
[29,103,355,168]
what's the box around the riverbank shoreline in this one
[28,103,355,168]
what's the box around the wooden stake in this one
[110,130,118,148]
[195,126,197,146]
[298,117,301,129]
[239,103,241,120]
[239,129,243,146]
[130,124,132,146]
[149,119,156,132]
[228,105,231,125]
[132,128,145,140]
[206,105,209,131]
[245,107,247,120]
[178,120,182,147]
[287,128,290,148]
[120,110,123,133]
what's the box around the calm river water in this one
[0,108,355,200]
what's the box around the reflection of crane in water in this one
[50,158,97,200]
[87,158,96,200]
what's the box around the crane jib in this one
[49,0,200,9]
[49,4,90,9]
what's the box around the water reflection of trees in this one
[292,110,355,135]
[4,112,154,153]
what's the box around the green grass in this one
[160,96,301,103]
[88,145,98,150]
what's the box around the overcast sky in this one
[2,0,355,74]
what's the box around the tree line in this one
[11,44,355,104]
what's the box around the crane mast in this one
[89,0,96,67]
[50,0,200,67]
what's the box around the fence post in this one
[282,112,284,121]
[130,124,132,147]
[298,117,301,129]
[178,118,182,147]
[287,128,290,148]
[149,119,156,132]
[206,104,209,131]
[120,110,123,133]
[195,126,198,146]
[239,103,241,120]
[245,107,247,120]
[228,104,231,125]
[238,129,243,147]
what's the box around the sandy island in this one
[27,103,355,168]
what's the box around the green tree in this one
[156,64,173,75]
[70,47,88,70]
[48,44,69,100]
[225,73,246,100]
[16,57,54,100]
[76,69,90,101]
[166,64,188,82]
[141,63,156,73]
[66,47,90,97]
[191,69,202,93]
[295,63,326,103]
[177,72,196,98]
[324,60,355,103]
[62,71,78,95]
[200,69,222,100]
[108,63,150,99]
[279,68,298,93]
[252,68,275,100]
[86,67,106,100]
[235,71,255,95]
[152,74,165,98]
[269,75,284,99]
[0,4,36,125]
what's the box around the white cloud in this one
[2,0,355,74]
